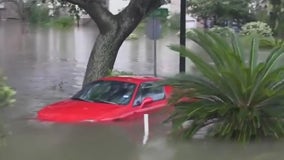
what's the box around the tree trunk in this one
[83,31,125,85]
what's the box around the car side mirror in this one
[140,97,153,108]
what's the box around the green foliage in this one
[240,21,276,49]
[0,75,15,109]
[49,16,74,29]
[255,9,269,23]
[26,3,50,24]
[168,13,180,30]
[240,21,273,37]
[108,70,134,76]
[260,38,284,48]
[188,0,254,25]
[0,73,15,144]
[165,29,284,142]
[209,26,235,37]
[268,0,284,38]
[241,36,284,49]
[23,1,76,28]
[126,33,139,40]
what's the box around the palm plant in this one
[165,29,284,142]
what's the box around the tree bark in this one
[83,32,122,85]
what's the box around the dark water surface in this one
[0,21,284,160]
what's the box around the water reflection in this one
[0,123,138,160]
[117,33,190,76]
[0,21,284,160]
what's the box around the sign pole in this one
[180,0,186,73]
[153,18,157,77]
[146,8,168,77]
[154,39,157,77]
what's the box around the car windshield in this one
[72,80,136,105]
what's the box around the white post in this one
[143,114,149,145]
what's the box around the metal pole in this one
[154,39,157,77]
[180,0,186,73]
[153,17,157,77]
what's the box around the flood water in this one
[0,21,284,160]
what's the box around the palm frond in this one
[166,29,284,142]
[248,47,284,105]
[169,45,221,81]
[249,37,259,73]
[230,32,245,61]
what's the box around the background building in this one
[0,2,21,20]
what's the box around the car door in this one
[133,82,167,114]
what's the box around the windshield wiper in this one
[71,97,91,102]
[93,99,118,105]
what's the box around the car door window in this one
[133,82,165,107]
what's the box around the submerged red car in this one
[37,76,173,123]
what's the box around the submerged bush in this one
[24,2,75,28]
[168,13,180,30]
[0,75,15,109]
[0,74,15,144]
[49,16,74,29]
[26,4,50,24]
[165,29,284,142]
[108,70,134,76]
[126,33,139,40]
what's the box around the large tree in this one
[188,0,254,27]
[64,0,166,85]
[249,0,284,38]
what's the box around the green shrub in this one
[136,21,146,32]
[0,73,16,143]
[240,21,273,37]
[126,33,139,40]
[259,38,284,49]
[49,16,74,29]
[165,29,284,142]
[0,75,15,109]
[0,75,16,146]
[26,4,50,24]
[108,70,134,76]
[168,13,180,30]
[24,3,75,29]
[240,36,284,49]
[209,26,234,37]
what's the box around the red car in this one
[37,76,173,123]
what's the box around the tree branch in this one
[65,0,115,34]
[84,1,115,34]
[62,0,86,6]
[116,0,165,38]
[121,0,165,19]
[145,0,167,14]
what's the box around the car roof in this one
[100,75,162,84]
